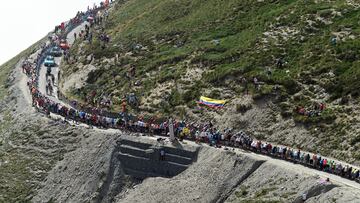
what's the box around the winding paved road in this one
[38,21,89,104]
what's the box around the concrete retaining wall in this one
[117,137,199,179]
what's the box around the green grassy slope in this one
[66,0,360,112]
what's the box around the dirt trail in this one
[16,49,43,109]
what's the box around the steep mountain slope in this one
[1,0,360,202]
[61,0,360,163]
[0,41,46,201]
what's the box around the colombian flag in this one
[198,96,226,108]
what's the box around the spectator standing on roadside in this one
[160,149,165,161]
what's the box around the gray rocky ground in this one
[32,134,360,203]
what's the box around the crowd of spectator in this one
[296,102,326,117]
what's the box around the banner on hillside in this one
[197,96,226,108]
